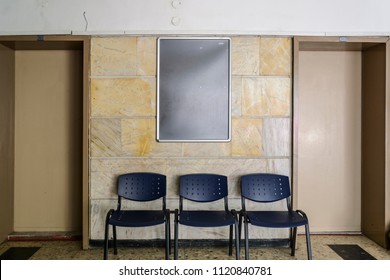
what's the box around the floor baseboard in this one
[89,238,290,248]
[8,232,81,241]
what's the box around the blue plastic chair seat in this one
[109,210,166,227]
[180,211,236,227]
[174,174,240,259]
[246,211,308,228]
[240,173,312,260]
[104,172,170,260]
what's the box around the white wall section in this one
[1,0,390,35]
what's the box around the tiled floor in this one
[1,235,390,260]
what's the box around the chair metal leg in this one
[238,213,242,241]
[104,209,113,260]
[165,214,170,260]
[305,224,312,260]
[168,228,171,256]
[174,209,179,260]
[104,221,109,260]
[168,212,171,256]
[291,227,297,256]
[238,212,243,258]
[295,210,312,259]
[229,225,233,256]
[234,221,240,260]
[113,225,117,255]
[244,217,249,260]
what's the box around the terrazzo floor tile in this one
[1,235,389,260]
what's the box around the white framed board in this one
[157,37,231,142]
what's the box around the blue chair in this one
[104,172,170,260]
[174,174,239,259]
[240,173,312,260]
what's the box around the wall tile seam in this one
[91,198,244,201]
[90,75,156,78]
[89,75,291,79]
[91,35,158,38]
[90,116,156,119]
[89,116,291,119]
[90,35,293,38]
[232,75,291,78]
[89,156,291,160]
[232,116,291,119]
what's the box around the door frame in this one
[292,36,390,246]
[0,35,90,249]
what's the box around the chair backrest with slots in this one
[241,173,291,203]
[179,174,228,203]
[117,172,166,202]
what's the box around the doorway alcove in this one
[0,36,89,249]
[293,37,390,248]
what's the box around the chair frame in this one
[174,173,240,260]
[239,173,312,260]
[103,172,171,260]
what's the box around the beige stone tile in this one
[242,77,291,117]
[90,158,169,173]
[89,157,293,242]
[90,158,270,198]
[121,118,182,157]
[260,37,292,76]
[90,198,287,241]
[90,118,122,157]
[91,37,137,76]
[165,158,269,197]
[231,37,260,75]
[231,76,242,116]
[262,118,291,157]
[137,37,157,76]
[90,171,117,199]
[91,77,156,117]
[182,142,231,157]
[90,157,293,240]
[122,118,154,157]
[90,158,172,198]
[231,118,262,157]
[265,158,291,177]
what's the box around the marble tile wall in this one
[89,36,292,240]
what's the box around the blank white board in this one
[157,37,231,142]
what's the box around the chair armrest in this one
[106,209,114,217]
[230,209,239,220]
[239,209,247,216]
[239,209,248,221]
[296,209,308,219]
[105,209,115,223]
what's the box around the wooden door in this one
[13,48,83,232]
[297,50,362,232]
